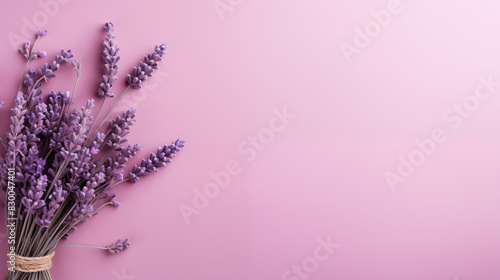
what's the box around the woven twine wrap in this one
[7,251,55,272]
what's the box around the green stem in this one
[65,70,81,116]
[18,61,30,92]
[85,97,106,147]
[93,201,113,212]
[97,178,130,195]
[55,243,108,250]
[93,85,132,139]
[43,161,69,201]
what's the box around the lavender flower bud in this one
[88,132,105,154]
[75,186,94,204]
[71,59,80,68]
[23,68,39,91]
[37,29,48,37]
[108,194,120,207]
[107,239,130,254]
[19,41,32,60]
[60,49,74,59]
[71,59,81,75]
[104,22,114,32]
[40,64,56,80]
[126,43,167,89]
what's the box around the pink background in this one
[1,0,500,279]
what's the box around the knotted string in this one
[7,251,55,272]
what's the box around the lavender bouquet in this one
[0,23,184,280]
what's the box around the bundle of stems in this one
[0,23,184,280]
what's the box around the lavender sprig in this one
[18,29,47,92]
[36,180,67,228]
[39,49,74,84]
[19,40,46,62]
[107,238,130,254]
[129,139,185,183]
[18,29,47,62]
[126,43,167,89]
[94,143,142,197]
[90,41,167,148]
[66,59,82,115]
[21,49,74,111]
[86,22,122,146]
[21,174,47,215]
[0,93,28,197]
[98,22,120,98]
[54,238,130,254]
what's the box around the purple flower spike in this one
[61,49,74,59]
[106,108,136,151]
[107,238,130,254]
[0,101,4,109]
[37,29,48,37]
[129,139,184,183]
[98,22,120,98]
[19,31,48,62]
[126,43,167,89]
[21,175,48,215]
[38,49,74,82]
[19,41,31,60]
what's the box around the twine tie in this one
[7,251,55,273]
